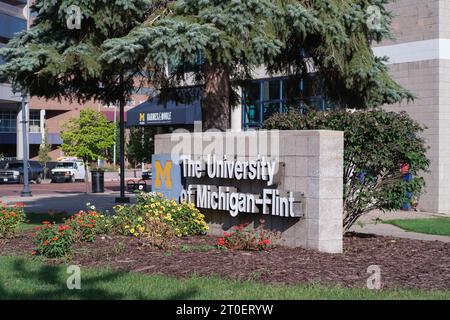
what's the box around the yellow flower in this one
[130,228,135,234]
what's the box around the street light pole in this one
[21,94,32,197]
[20,0,32,197]
[115,75,129,203]
[113,105,117,170]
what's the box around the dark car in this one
[0,161,44,184]
[142,170,152,181]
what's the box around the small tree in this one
[61,109,115,192]
[127,127,156,167]
[38,129,52,179]
[263,109,430,232]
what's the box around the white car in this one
[51,160,86,183]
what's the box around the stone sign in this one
[153,130,344,253]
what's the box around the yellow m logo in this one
[139,113,145,122]
[154,160,173,189]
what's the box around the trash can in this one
[91,170,105,193]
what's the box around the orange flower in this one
[52,237,58,241]
[43,240,49,246]
[42,221,50,225]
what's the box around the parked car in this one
[142,170,152,181]
[51,159,86,183]
[0,161,44,184]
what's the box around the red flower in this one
[263,239,270,245]
[31,251,37,256]
[217,238,226,246]
[34,226,41,231]
[223,232,230,237]
[42,221,50,225]
[43,240,49,246]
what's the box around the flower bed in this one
[110,192,209,248]
[31,193,210,257]
[217,220,281,251]
[0,201,25,239]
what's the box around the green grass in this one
[384,217,450,236]
[0,256,448,300]
[20,212,69,232]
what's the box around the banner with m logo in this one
[151,154,184,201]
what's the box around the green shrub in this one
[34,222,74,258]
[0,202,25,239]
[135,193,208,236]
[112,192,209,238]
[65,210,106,242]
[140,215,177,250]
[263,109,430,232]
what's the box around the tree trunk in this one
[84,160,89,194]
[202,63,231,131]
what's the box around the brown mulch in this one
[1,231,449,291]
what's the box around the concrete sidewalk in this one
[2,191,136,214]
[351,210,450,243]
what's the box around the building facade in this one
[0,0,149,160]
[236,0,450,215]
[371,0,450,214]
[0,0,28,158]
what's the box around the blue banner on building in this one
[151,154,184,201]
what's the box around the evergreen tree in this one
[0,0,151,198]
[0,0,150,104]
[0,0,412,131]
[101,0,413,130]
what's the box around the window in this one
[0,13,27,40]
[29,110,40,133]
[0,111,17,133]
[242,75,331,129]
